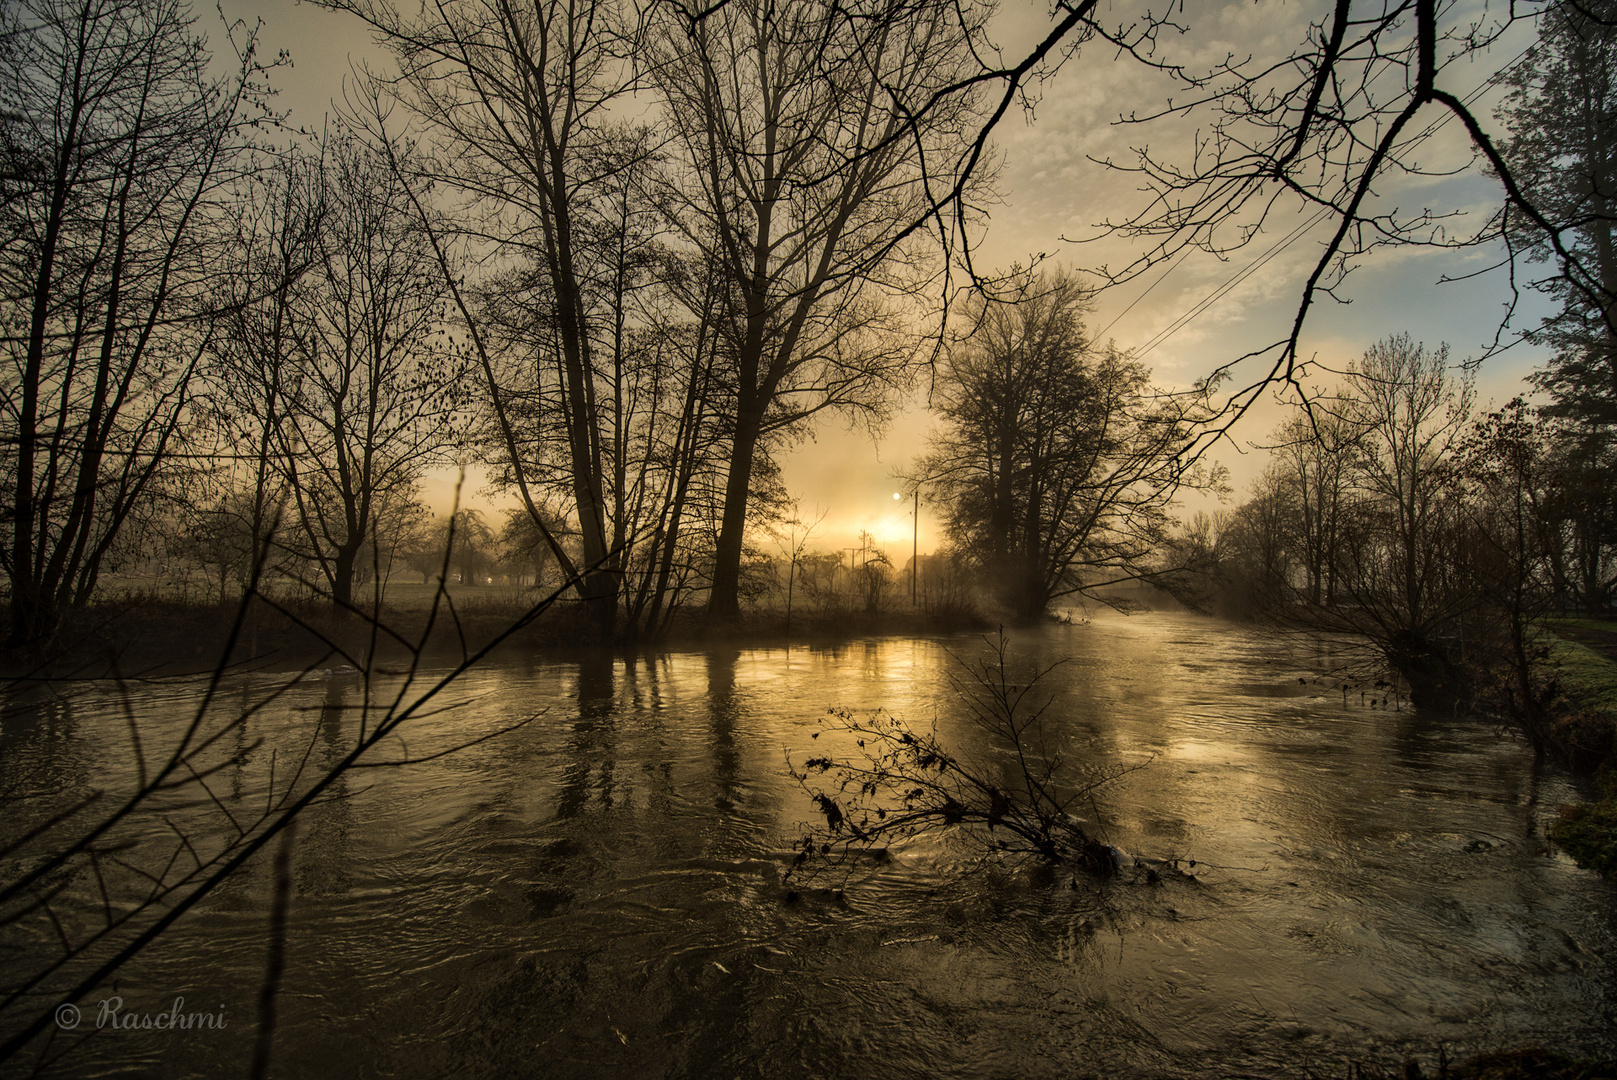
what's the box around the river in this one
[2,611,1613,1078]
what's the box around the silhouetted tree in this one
[0,0,278,644]
[277,134,467,608]
[767,501,827,631]
[441,509,495,588]
[653,0,991,619]
[1459,398,1563,727]
[498,504,569,587]
[1098,0,1610,450]
[1500,0,1617,430]
[1224,336,1479,708]
[1268,412,1360,606]
[334,0,649,639]
[1495,1,1617,614]
[919,270,1205,620]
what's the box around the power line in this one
[1118,40,1537,360]
[1135,208,1330,359]
[1092,246,1192,342]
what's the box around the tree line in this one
[0,0,1001,645]
[1170,1,1617,717]
[1,0,1222,647]
[1172,338,1507,711]
[5,0,1613,649]
[1179,333,1610,716]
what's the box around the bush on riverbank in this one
[1552,787,1617,878]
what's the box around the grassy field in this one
[369,580,549,615]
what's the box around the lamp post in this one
[894,489,917,605]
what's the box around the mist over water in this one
[5,612,1614,1078]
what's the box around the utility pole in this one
[911,488,918,606]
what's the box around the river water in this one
[3,612,1614,1078]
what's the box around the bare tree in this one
[852,530,893,614]
[0,0,280,645]
[201,131,467,612]
[652,0,993,618]
[197,149,321,606]
[472,209,740,640]
[1459,398,1563,728]
[440,508,496,587]
[1082,0,1604,450]
[1339,336,1475,663]
[274,133,468,610]
[498,503,566,587]
[1219,465,1303,613]
[767,500,827,632]
[1247,335,1479,707]
[331,0,649,640]
[1267,411,1360,606]
[919,269,1211,620]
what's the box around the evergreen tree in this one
[1498,1,1617,608]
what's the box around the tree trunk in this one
[709,411,765,619]
[551,201,617,640]
[8,102,80,646]
[785,560,796,633]
[332,544,359,608]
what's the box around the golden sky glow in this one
[229,0,1553,555]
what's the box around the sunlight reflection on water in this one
[4,611,1615,1078]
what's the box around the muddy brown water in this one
[3,612,1614,1078]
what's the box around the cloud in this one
[249,0,1556,542]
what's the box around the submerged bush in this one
[785,632,1144,884]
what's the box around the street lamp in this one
[894,489,917,605]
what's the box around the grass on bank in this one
[1543,620,1617,711]
[1542,619,1617,877]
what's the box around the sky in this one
[221,0,1557,559]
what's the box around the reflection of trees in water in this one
[228,682,258,803]
[706,649,741,813]
[857,641,890,682]
[621,653,676,819]
[0,686,83,819]
[295,682,355,896]
[555,653,618,819]
[1383,707,1532,821]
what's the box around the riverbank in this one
[0,590,995,678]
[1544,618,1617,876]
